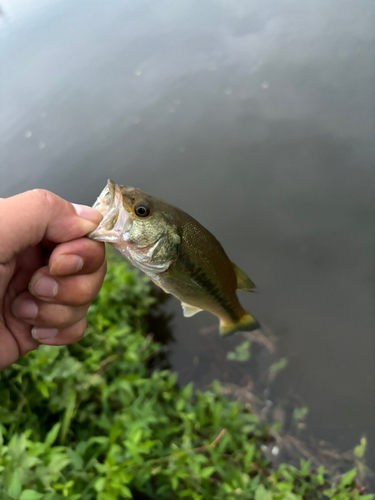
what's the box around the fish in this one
[88,180,260,336]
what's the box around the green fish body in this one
[88,180,260,335]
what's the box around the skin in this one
[0,189,106,371]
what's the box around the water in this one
[1,0,374,481]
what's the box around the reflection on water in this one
[1,0,374,484]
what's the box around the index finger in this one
[0,190,102,263]
[49,238,106,276]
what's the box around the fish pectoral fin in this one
[219,312,260,336]
[181,302,203,317]
[232,263,257,292]
[166,266,202,289]
[149,278,171,294]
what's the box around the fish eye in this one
[134,203,150,218]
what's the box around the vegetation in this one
[0,252,373,500]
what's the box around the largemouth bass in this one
[88,180,260,335]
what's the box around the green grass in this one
[0,252,372,500]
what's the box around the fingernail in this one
[72,203,103,223]
[12,299,38,319]
[50,255,84,276]
[32,327,58,340]
[31,275,58,298]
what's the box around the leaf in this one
[7,470,22,499]
[353,436,367,458]
[20,491,44,500]
[120,485,132,498]
[129,428,142,444]
[88,436,109,446]
[95,477,106,492]
[171,475,179,490]
[200,466,215,478]
[340,468,356,486]
[293,407,308,422]
[244,443,255,468]
[45,423,61,446]
[255,485,270,500]
[227,340,251,362]
[299,459,310,475]
[180,489,193,497]
[36,381,49,398]
[60,391,77,444]
[270,358,288,374]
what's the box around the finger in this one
[28,261,107,306]
[11,292,89,329]
[0,323,38,371]
[32,318,87,346]
[48,238,105,277]
[0,190,102,263]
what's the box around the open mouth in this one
[87,180,129,243]
[92,179,116,214]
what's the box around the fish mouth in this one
[87,179,130,243]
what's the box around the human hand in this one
[0,189,106,371]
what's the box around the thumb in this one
[0,189,101,262]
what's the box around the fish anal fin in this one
[232,263,257,292]
[181,302,203,317]
[220,312,260,337]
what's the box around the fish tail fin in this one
[219,312,260,337]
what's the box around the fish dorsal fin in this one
[181,302,203,317]
[232,263,257,292]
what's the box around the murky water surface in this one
[1,0,374,480]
